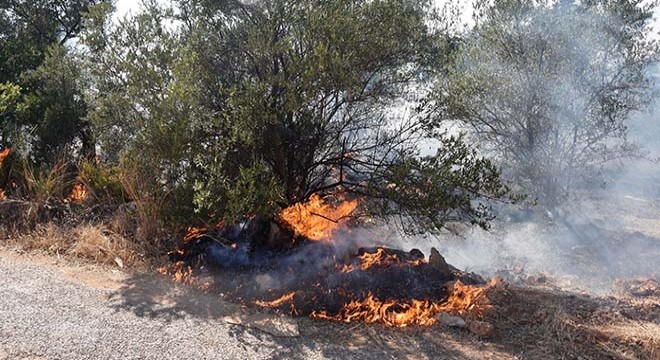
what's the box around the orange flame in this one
[436,279,496,318]
[254,292,296,308]
[280,194,358,241]
[0,147,10,168]
[341,248,428,273]
[311,293,442,327]
[0,148,9,200]
[358,248,400,270]
[184,226,208,243]
[311,279,498,327]
[158,261,194,284]
[67,183,89,203]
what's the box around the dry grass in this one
[591,321,660,359]
[8,222,147,269]
[69,223,140,267]
[19,156,73,203]
[18,222,72,255]
[491,285,659,360]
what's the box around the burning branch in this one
[279,193,359,241]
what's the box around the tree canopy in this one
[0,0,100,162]
[4,0,656,238]
[81,0,512,234]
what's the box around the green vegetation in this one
[1,0,657,240]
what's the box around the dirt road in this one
[0,250,513,360]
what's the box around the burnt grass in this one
[170,235,482,317]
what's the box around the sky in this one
[114,0,660,36]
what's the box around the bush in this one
[77,159,124,204]
[18,155,73,203]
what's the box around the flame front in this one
[436,279,496,318]
[280,194,358,241]
[311,293,442,327]
[310,279,497,327]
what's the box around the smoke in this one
[399,87,660,295]
[204,225,383,293]
[396,2,660,294]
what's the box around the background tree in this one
[430,0,658,206]
[84,0,513,235]
[0,0,100,162]
[82,0,209,223]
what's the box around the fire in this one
[436,279,496,318]
[311,279,498,327]
[358,248,400,270]
[279,193,359,241]
[0,148,9,200]
[67,183,89,203]
[254,292,296,308]
[0,147,10,168]
[341,248,428,273]
[158,261,194,284]
[311,293,442,327]
[184,226,208,243]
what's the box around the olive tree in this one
[429,0,658,206]
[84,0,512,235]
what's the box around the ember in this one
[279,194,358,241]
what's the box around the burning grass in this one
[310,293,444,327]
[0,147,9,164]
[340,247,428,273]
[67,183,89,203]
[308,278,499,328]
[158,260,195,284]
[163,225,498,329]
[0,147,10,200]
[255,292,297,308]
[156,194,503,329]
